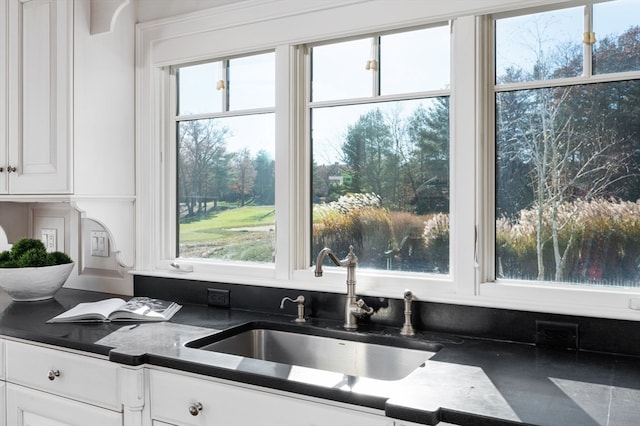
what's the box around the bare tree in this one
[178,120,229,217]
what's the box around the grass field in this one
[179,206,276,262]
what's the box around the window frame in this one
[135,0,640,321]
[479,2,640,319]
[172,51,277,262]
[306,25,453,276]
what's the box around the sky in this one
[175,0,639,164]
[496,0,639,81]
[176,25,450,164]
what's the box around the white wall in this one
[74,0,135,197]
[135,0,242,23]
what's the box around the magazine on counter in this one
[46,297,181,323]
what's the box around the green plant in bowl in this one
[0,238,74,301]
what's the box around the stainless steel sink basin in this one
[185,322,441,381]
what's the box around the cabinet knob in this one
[188,402,203,416]
[47,369,61,381]
[0,167,3,172]
[6,165,16,173]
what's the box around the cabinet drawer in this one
[150,369,391,426]
[5,340,120,411]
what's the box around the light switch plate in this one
[41,229,57,252]
[90,231,109,257]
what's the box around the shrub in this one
[313,194,452,272]
[313,193,395,268]
[422,213,450,274]
[0,238,73,268]
[497,199,640,285]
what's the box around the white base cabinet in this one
[0,337,432,426]
[149,369,394,426]
[4,339,123,426]
[6,383,121,426]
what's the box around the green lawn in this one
[180,206,275,242]
[179,206,275,262]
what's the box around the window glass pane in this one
[593,0,640,74]
[177,114,275,262]
[311,38,373,102]
[177,62,223,115]
[228,52,275,110]
[496,80,640,286]
[380,26,450,94]
[312,98,449,273]
[495,7,583,84]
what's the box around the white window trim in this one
[135,0,640,321]
[477,7,640,320]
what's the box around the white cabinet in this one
[0,337,429,426]
[4,340,122,426]
[3,0,72,194]
[0,339,5,426]
[149,369,394,426]
[6,383,121,426]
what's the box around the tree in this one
[406,98,450,214]
[253,150,275,205]
[341,109,392,196]
[229,148,257,207]
[177,120,229,218]
[496,25,639,282]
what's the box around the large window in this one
[175,52,276,263]
[494,1,640,286]
[309,26,451,273]
[138,0,640,320]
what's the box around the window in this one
[175,52,276,263]
[138,0,640,320]
[494,1,640,286]
[309,26,451,273]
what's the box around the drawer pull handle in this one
[47,369,60,381]
[188,402,203,416]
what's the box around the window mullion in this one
[372,37,380,96]
[221,60,229,112]
[451,15,479,297]
[583,4,593,78]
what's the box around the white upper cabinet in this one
[4,0,72,194]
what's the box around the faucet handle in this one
[280,295,306,323]
[355,298,374,315]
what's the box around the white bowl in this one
[0,263,74,301]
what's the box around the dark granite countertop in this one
[0,288,638,426]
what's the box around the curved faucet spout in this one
[314,248,340,277]
[315,246,356,276]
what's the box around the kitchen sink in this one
[185,321,441,381]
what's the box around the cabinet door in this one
[6,383,121,426]
[7,0,72,194]
[0,382,5,426]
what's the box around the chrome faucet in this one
[314,246,373,330]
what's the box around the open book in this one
[47,297,182,323]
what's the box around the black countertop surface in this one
[0,288,638,426]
